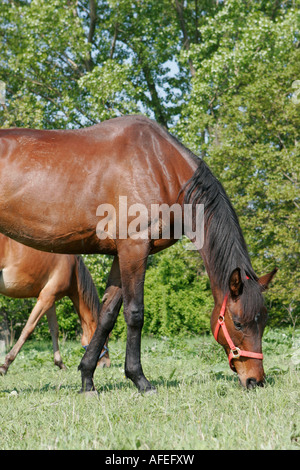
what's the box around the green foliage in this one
[143,241,212,337]
[0,294,80,342]
[96,242,213,340]
[176,0,300,325]
[0,296,35,344]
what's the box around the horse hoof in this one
[145,387,157,395]
[79,385,99,397]
[82,390,99,398]
[0,366,7,376]
[140,385,157,395]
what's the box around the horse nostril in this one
[246,378,257,389]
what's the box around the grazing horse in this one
[0,115,276,392]
[0,233,110,374]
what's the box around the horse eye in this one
[233,320,243,330]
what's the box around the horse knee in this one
[124,303,144,329]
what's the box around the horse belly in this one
[0,267,40,298]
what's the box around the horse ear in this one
[229,268,243,298]
[258,267,278,291]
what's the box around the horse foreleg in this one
[0,291,55,375]
[118,240,156,394]
[78,257,122,393]
[46,305,66,370]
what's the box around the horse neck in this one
[198,249,221,300]
[182,156,256,302]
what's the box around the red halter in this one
[213,281,263,372]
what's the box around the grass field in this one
[0,328,299,450]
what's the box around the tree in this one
[0,0,298,332]
[0,0,222,128]
[176,0,300,324]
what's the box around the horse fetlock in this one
[78,357,97,393]
[55,359,67,370]
[53,351,66,370]
[125,365,154,393]
[79,375,96,394]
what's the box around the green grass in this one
[0,328,299,450]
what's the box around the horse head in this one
[212,267,277,388]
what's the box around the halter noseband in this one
[213,279,263,372]
[83,344,109,360]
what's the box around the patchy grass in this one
[0,328,299,450]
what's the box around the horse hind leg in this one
[0,290,56,375]
[46,305,66,370]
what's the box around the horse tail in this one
[75,255,101,323]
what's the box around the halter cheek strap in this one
[213,291,263,372]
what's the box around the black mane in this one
[183,157,264,322]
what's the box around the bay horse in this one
[0,115,276,392]
[0,233,110,374]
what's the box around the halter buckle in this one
[230,347,241,359]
